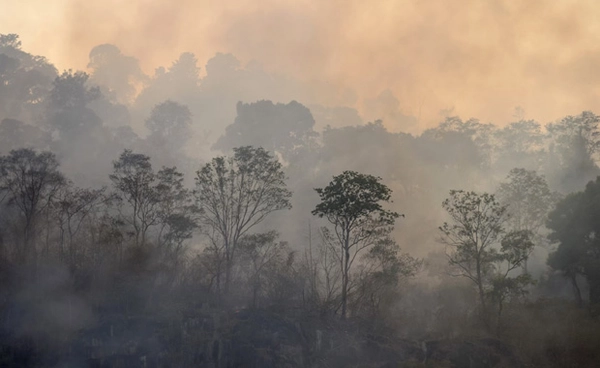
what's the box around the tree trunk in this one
[224,256,232,296]
[341,233,350,320]
[476,256,489,330]
[587,269,600,311]
[571,273,583,308]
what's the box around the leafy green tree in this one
[312,170,400,319]
[194,146,292,295]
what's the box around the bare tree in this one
[194,146,292,295]
[0,149,65,263]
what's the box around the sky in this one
[2,0,600,130]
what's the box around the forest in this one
[1,33,600,367]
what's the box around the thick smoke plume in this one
[3,0,600,129]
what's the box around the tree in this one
[545,111,600,191]
[154,166,197,256]
[0,34,57,121]
[0,149,65,262]
[497,168,558,276]
[194,146,292,295]
[0,118,47,154]
[238,231,288,308]
[495,120,544,157]
[110,150,159,247]
[45,71,105,163]
[88,44,146,104]
[493,120,545,171]
[547,111,600,161]
[55,184,108,268]
[146,101,191,142]
[351,237,421,318]
[488,230,535,327]
[424,116,496,168]
[214,100,318,162]
[0,34,21,50]
[497,168,555,236]
[48,71,101,120]
[418,117,493,188]
[547,178,600,309]
[145,100,193,165]
[312,170,400,319]
[134,52,200,118]
[439,190,534,328]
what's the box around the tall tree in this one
[238,231,288,308]
[110,150,158,247]
[497,168,558,273]
[351,237,421,318]
[145,100,192,166]
[47,71,102,136]
[0,34,57,121]
[497,169,557,239]
[154,166,197,255]
[55,184,108,268]
[547,177,600,309]
[214,100,318,162]
[87,44,146,104]
[439,190,534,328]
[546,111,600,191]
[0,118,47,154]
[493,120,545,171]
[134,52,200,117]
[440,190,506,313]
[0,149,65,262]
[194,146,292,295]
[312,170,400,319]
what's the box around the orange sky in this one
[2,0,600,130]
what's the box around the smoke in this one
[2,0,600,130]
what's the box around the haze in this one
[4,0,600,129]
[3,2,600,367]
